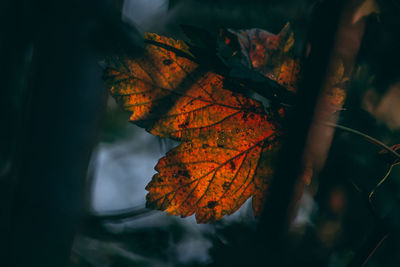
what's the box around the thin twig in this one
[322,121,400,160]
[348,225,389,267]
[322,121,399,204]
[369,164,393,204]
[89,206,154,222]
[322,121,395,267]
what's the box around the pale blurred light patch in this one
[122,0,169,33]
[291,188,316,229]
[92,125,166,212]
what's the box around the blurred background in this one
[1,0,400,266]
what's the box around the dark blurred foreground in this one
[1,0,400,266]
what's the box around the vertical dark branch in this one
[256,0,346,264]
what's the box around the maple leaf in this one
[104,32,287,223]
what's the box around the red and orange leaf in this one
[104,33,281,223]
[224,23,301,92]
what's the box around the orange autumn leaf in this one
[225,23,301,92]
[104,33,282,223]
